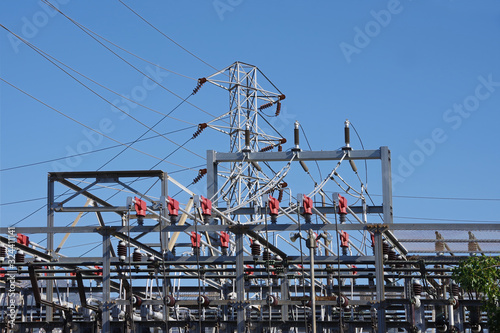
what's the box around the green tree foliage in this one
[452,256,500,331]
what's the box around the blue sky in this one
[1,1,499,250]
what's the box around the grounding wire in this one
[0,126,195,173]
[116,0,219,72]
[1,26,205,162]
[0,77,195,169]
[10,30,195,125]
[39,1,222,121]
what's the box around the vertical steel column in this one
[160,172,169,332]
[380,146,393,224]
[206,150,218,207]
[235,230,246,332]
[373,231,386,332]
[308,230,317,333]
[160,172,168,248]
[46,174,54,321]
[102,229,112,333]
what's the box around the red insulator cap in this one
[93,266,103,276]
[191,231,201,248]
[337,194,348,215]
[352,265,357,275]
[134,197,147,217]
[302,195,313,215]
[220,231,230,249]
[269,196,279,216]
[245,264,254,275]
[0,267,5,278]
[340,231,349,248]
[200,196,212,216]
[16,234,30,246]
[167,196,179,217]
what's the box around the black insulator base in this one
[339,214,346,223]
[203,215,210,224]
[170,216,177,225]
[193,247,200,256]
[271,215,277,224]
[304,214,312,224]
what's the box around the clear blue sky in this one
[1,0,499,247]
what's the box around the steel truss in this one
[1,63,499,333]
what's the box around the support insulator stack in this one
[382,242,390,256]
[388,248,398,261]
[275,101,281,116]
[15,250,25,263]
[117,241,127,261]
[451,283,460,298]
[0,245,6,260]
[263,249,272,261]
[251,240,261,256]
[412,280,422,297]
[133,248,142,263]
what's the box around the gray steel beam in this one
[373,231,386,332]
[102,229,111,333]
[49,170,166,179]
[214,149,381,162]
[235,231,246,332]
[217,205,383,215]
[46,174,54,321]
[381,147,393,224]
[207,150,218,206]
[4,222,500,236]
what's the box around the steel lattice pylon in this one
[203,62,287,217]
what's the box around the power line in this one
[38,1,220,120]
[117,0,219,72]
[371,194,500,201]
[0,126,195,172]
[395,216,500,223]
[0,77,197,170]
[1,25,205,162]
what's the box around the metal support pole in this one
[373,231,386,332]
[235,230,246,332]
[46,174,54,321]
[206,150,218,208]
[380,146,393,224]
[102,229,112,333]
[307,229,317,333]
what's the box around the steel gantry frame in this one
[1,62,499,333]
